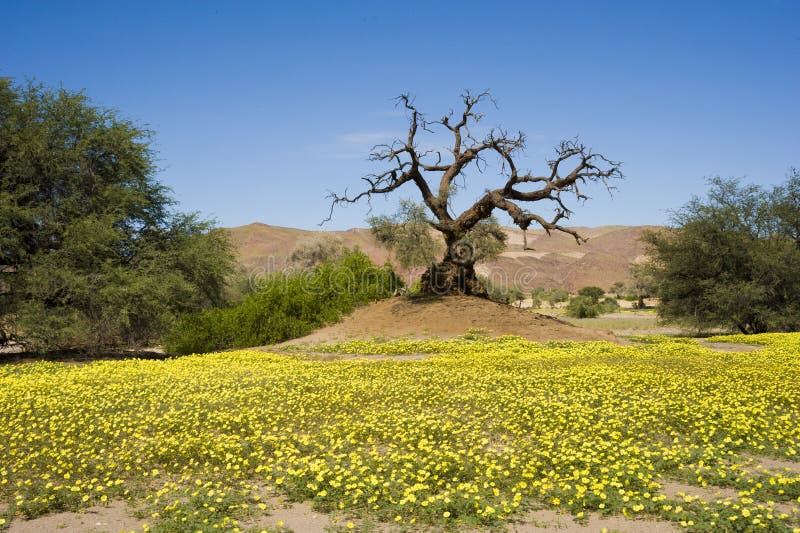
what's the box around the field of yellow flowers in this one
[1,333,799,532]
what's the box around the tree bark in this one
[419,260,486,296]
[419,234,487,296]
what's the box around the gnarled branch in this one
[325,91,622,246]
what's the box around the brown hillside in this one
[226,223,660,292]
[277,295,617,346]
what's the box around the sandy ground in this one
[6,458,798,532]
[276,295,618,347]
[6,501,145,533]
[698,341,762,352]
[5,498,683,533]
[10,458,800,533]
[507,509,680,532]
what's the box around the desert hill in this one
[226,222,659,292]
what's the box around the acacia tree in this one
[0,79,235,352]
[643,173,800,334]
[327,91,622,295]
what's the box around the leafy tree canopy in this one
[643,172,800,334]
[577,286,605,303]
[0,79,235,351]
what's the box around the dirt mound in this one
[279,295,617,345]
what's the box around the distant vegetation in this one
[0,79,235,352]
[529,286,570,308]
[165,248,400,354]
[565,286,620,318]
[481,276,524,304]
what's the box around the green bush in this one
[644,174,800,334]
[599,297,621,314]
[577,286,605,303]
[165,249,400,354]
[565,296,601,318]
[566,295,620,318]
[480,277,524,304]
[547,288,570,305]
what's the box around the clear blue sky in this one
[2,0,798,230]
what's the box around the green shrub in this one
[600,297,621,314]
[577,286,605,303]
[566,296,600,318]
[565,295,620,318]
[547,288,570,305]
[480,277,524,304]
[165,249,400,354]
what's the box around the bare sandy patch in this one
[242,496,397,532]
[290,352,433,361]
[508,508,679,532]
[7,501,144,533]
[660,479,799,517]
[659,479,740,501]
[503,251,551,259]
[243,498,332,533]
[698,341,762,352]
[741,454,800,474]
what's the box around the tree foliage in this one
[577,286,605,303]
[368,199,507,271]
[609,281,625,298]
[368,200,440,271]
[643,172,800,334]
[0,79,235,351]
[627,263,657,308]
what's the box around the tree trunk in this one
[419,259,486,296]
[418,234,487,296]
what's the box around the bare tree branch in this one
[325,91,623,249]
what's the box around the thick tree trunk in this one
[418,234,488,296]
[419,259,486,296]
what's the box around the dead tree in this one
[327,91,622,296]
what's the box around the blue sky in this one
[1,0,798,230]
